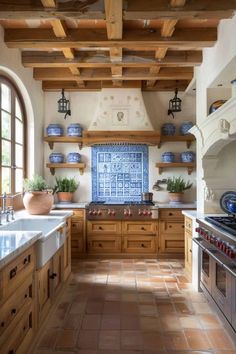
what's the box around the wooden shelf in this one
[83,130,161,146]
[44,136,83,150]
[46,163,86,176]
[158,135,195,149]
[156,162,196,175]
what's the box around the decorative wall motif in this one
[92,144,149,202]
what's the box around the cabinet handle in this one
[182,225,184,228]
[24,293,28,298]
[9,350,14,354]
[169,225,172,228]
[141,243,145,248]
[190,249,192,253]
[1,321,5,327]
[23,255,31,265]
[141,227,145,231]
[169,212,173,216]
[49,273,57,279]
[66,221,68,226]
[99,226,103,230]
[11,308,16,315]
[98,243,102,247]
[9,266,17,279]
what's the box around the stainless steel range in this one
[194,216,236,332]
[86,201,159,220]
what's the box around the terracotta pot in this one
[168,192,184,204]
[57,192,73,203]
[23,191,53,215]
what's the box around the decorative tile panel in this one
[92,144,149,202]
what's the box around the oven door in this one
[211,257,232,321]
[193,237,213,294]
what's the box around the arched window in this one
[0,76,26,194]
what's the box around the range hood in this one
[88,88,154,131]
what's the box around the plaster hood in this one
[88,88,154,131]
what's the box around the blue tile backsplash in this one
[92,144,149,202]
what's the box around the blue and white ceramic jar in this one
[161,123,176,136]
[46,124,64,136]
[49,152,64,163]
[180,151,195,163]
[227,198,236,213]
[67,123,83,137]
[179,121,194,135]
[67,152,81,163]
[161,152,175,163]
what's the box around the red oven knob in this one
[89,210,93,215]
[138,209,143,216]
[143,210,147,216]
[124,209,128,217]
[148,211,152,216]
[92,210,97,215]
[97,209,102,216]
[111,210,116,216]
[195,227,200,233]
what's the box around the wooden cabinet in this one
[0,245,36,354]
[87,235,122,253]
[64,217,71,280]
[122,221,156,235]
[71,209,86,257]
[123,236,156,253]
[184,216,193,280]
[87,220,122,235]
[52,247,63,297]
[158,209,187,256]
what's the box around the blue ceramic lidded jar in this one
[180,151,195,163]
[67,152,81,163]
[179,121,194,135]
[161,152,175,163]
[161,123,176,136]
[46,124,64,136]
[49,152,65,163]
[67,123,83,137]
[227,198,236,213]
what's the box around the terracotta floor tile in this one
[206,329,235,350]
[101,315,121,329]
[142,331,165,350]
[184,329,212,350]
[163,331,190,350]
[70,302,87,314]
[33,350,53,354]
[38,328,59,348]
[174,302,194,315]
[77,330,99,349]
[105,292,121,301]
[160,314,181,331]
[198,314,222,329]
[179,316,201,329]
[98,330,120,350]
[55,329,77,349]
[156,301,175,314]
[121,315,140,330]
[139,304,158,316]
[121,302,139,315]
[140,316,162,331]
[103,301,121,314]
[121,330,143,350]
[86,301,104,314]
[192,302,213,314]
[82,315,101,330]
[76,350,98,354]
[63,314,83,330]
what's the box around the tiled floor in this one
[33,259,236,354]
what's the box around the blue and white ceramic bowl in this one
[49,152,64,163]
[180,151,195,163]
[179,121,194,135]
[46,124,64,136]
[67,152,81,163]
[161,152,175,163]
[67,123,83,137]
[227,198,236,213]
[161,123,176,136]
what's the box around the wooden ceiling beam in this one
[143,79,189,91]
[0,1,235,20]
[105,0,123,40]
[110,47,123,62]
[170,0,186,6]
[39,0,57,8]
[33,67,193,81]
[4,28,217,49]
[42,81,101,91]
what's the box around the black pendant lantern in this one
[58,88,71,119]
[168,88,182,118]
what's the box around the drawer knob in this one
[9,350,14,354]
[141,227,145,231]
[169,212,173,216]
[99,226,103,230]
[190,249,192,253]
[50,273,57,279]
[11,308,16,315]
[141,243,145,248]
[98,243,102,247]
[24,293,28,298]
[182,225,184,228]
[169,225,172,228]
[9,266,17,279]
[1,321,5,327]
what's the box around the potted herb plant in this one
[166,176,192,203]
[54,176,79,203]
[23,175,53,214]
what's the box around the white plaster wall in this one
[195,15,236,212]
[44,91,196,203]
[0,26,44,176]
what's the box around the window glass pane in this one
[1,167,11,193]
[2,140,11,166]
[15,119,23,144]
[15,169,23,192]
[15,97,22,120]
[1,111,11,139]
[1,83,11,112]
[15,144,23,168]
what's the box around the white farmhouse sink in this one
[0,218,66,268]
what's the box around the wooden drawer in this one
[160,221,185,234]
[71,220,83,234]
[71,236,84,254]
[159,209,183,220]
[87,236,121,253]
[1,305,34,354]
[122,221,157,235]
[0,275,33,338]
[72,209,85,218]
[159,234,184,254]
[184,216,192,233]
[87,221,122,235]
[123,236,156,253]
[65,217,71,233]
[1,246,35,301]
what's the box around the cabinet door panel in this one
[87,236,121,253]
[71,220,83,234]
[87,221,122,235]
[160,221,185,234]
[123,221,156,235]
[37,260,52,323]
[159,209,183,220]
[159,234,184,254]
[123,236,156,253]
[52,248,63,297]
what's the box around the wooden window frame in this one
[0,75,27,195]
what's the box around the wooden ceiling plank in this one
[161,19,178,37]
[40,0,57,8]
[111,66,123,77]
[4,28,217,49]
[50,19,67,37]
[110,47,123,62]
[104,0,123,40]
[62,48,75,59]
[170,0,186,6]
[69,66,81,75]
[42,81,101,91]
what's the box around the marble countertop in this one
[182,210,202,219]
[53,202,196,209]
[0,231,41,269]
[53,203,88,209]
[15,209,73,219]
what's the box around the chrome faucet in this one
[0,193,16,224]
